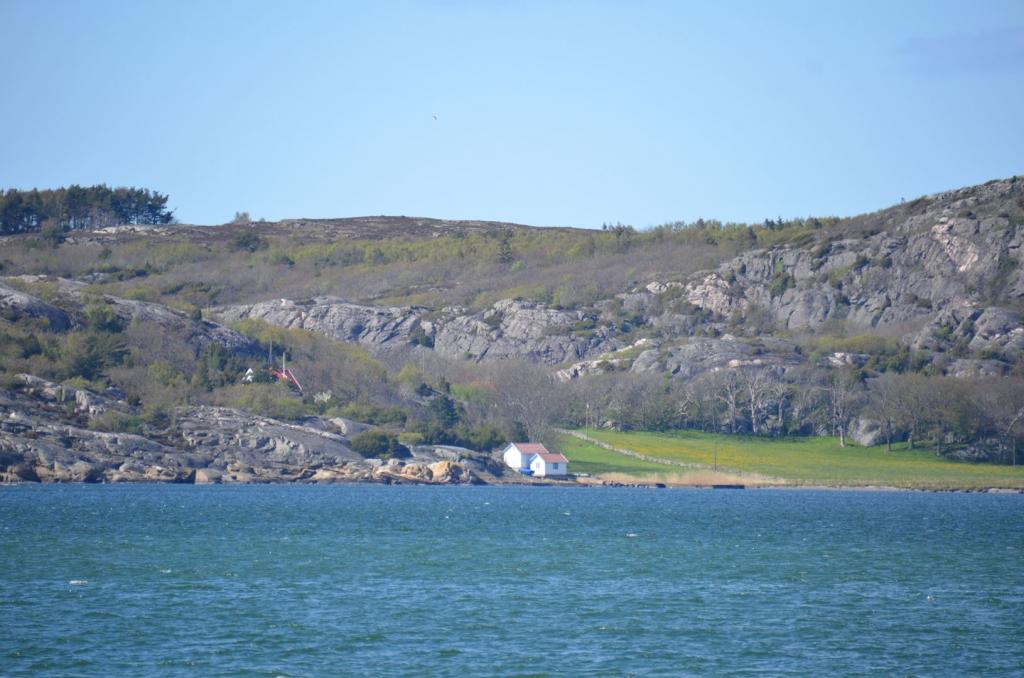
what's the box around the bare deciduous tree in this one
[827,369,862,447]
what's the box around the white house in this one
[502,442,554,472]
[529,451,569,477]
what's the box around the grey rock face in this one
[659,178,1023,339]
[555,339,660,381]
[907,305,980,352]
[216,297,622,365]
[0,281,71,330]
[96,295,261,358]
[1,415,185,483]
[968,308,1024,353]
[213,297,425,349]
[943,358,1008,378]
[175,405,360,468]
[631,336,802,381]
[433,299,619,364]
[16,374,128,417]
[214,179,1022,377]
[0,377,502,485]
[903,305,1024,360]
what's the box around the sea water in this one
[1,485,1022,676]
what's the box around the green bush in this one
[147,361,186,388]
[88,410,144,435]
[463,424,504,452]
[0,327,42,360]
[122,285,161,301]
[59,332,128,381]
[39,220,66,248]
[337,402,408,426]
[142,403,173,430]
[219,382,307,420]
[84,300,125,333]
[350,430,411,460]
[397,432,425,446]
[190,344,246,391]
[768,272,793,297]
[231,231,266,252]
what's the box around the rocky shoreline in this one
[0,373,532,486]
[3,375,1021,492]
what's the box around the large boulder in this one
[427,460,474,484]
[849,418,881,447]
[194,468,223,484]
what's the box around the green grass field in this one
[557,435,677,477]
[559,429,1024,489]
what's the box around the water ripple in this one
[1,485,1022,675]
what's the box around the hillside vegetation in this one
[1,176,1023,484]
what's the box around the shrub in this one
[397,432,425,446]
[0,328,42,360]
[350,430,411,460]
[463,424,504,452]
[84,300,125,333]
[768,272,793,297]
[231,231,266,252]
[337,402,408,426]
[219,382,307,420]
[39,219,66,248]
[142,403,173,430]
[428,394,460,428]
[191,343,246,391]
[147,361,186,388]
[88,410,144,435]
[123,285,161,301]
[59,332,128,381]
[264,249,294,266]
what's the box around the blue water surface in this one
[1,485,1022,676]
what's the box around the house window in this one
[552,463,558,470]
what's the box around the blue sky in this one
[2,0,1022,228]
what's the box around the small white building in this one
[529,451,569,477]
[502,442,554,473]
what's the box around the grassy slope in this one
[561,430,1024,489]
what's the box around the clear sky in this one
[2,1,1022,228]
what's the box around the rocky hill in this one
[1,176,1022,480]
[206,177,1024,381]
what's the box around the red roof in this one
[512,443,551,455]
[534,452,569,464]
